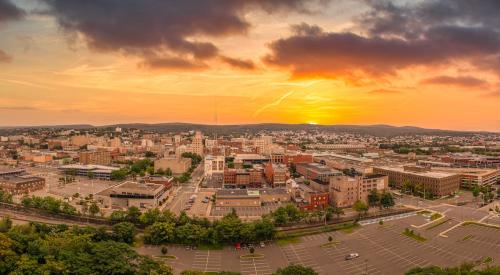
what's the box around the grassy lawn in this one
[153,255,177,260]
[320,240,340,248]
[276,236,301,246]
[240,253,264,259]
[426,219,450,230]
[403,228,427,242]
[430,213,442,221]
[340,223,360,234]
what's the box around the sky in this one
[0,0,499,131]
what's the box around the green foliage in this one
[89,201,100,216]
[112,222,137,244]
[21,195,77,215]
[353,200,369,216]
[380,192,395,208]
[405,262,499,275]
[111,168,129,180]
[181,152,202,167]
[273,264,319,275]
[143,210,275,246]
[0,217,12,232]
[0,189,13,203]
[368,189,380,206]
[0,223,172,274]
[270,204,302,226]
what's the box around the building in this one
[329,174,388,208]
[295,163,343,184]
[187,131,204,156]
[270,153,313,166]
[431,168,500,188]
[79,150,112,166]
[0,168,25,177]
[70,135,89,147]
[373,166,460,197]
[314,153,374,174]
[264,163,288,188]
[440,155,500,169]
[96,181,169,209]
[0,175,45,195]
[154,157,191,174]
[292,183,329,211]
[215,188,289,207]
[222,168,262,188]
[59,164,119,180]
[204,155,225,176]
[144,176,174,190]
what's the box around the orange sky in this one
[0,0,499,131]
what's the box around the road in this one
[164,162,204,215]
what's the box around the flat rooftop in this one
[375,166,456,179]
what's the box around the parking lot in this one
[136,212,499,275]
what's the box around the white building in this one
[204,155,225,176]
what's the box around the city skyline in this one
[1,0,499,131]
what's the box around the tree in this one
[110,210,128,223]
[380,192,395,208]
[331,207,345,219]
[249,247,255,254]
[328,236,333,243]
[368,189,380,206]
[144,222,176,244]
[112,222,137,244]
[81,200,89,215]
[127,206,141,223]
[353,200,369,217]
[89,201,100,216]
[161,246,168,255]
[140,208,165,226]
[273,264,319,275]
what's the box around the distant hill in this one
[0,123,496,137]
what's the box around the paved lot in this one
[137,211,499,275]
[191,250,222,273]
[240,257,273,275]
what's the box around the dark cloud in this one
[0,49,12,63]
[264,23,500,79]
[359,0,500,39]
[220,56,256,70]
[0,0,24,22]
[0,106,38,111]
[42,0,323,70]
[420,76,487,87]
[139,57,207,71]
[264,0,500,81]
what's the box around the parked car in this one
[345,253,359,260]
[202,198,209,203]
[235,243,241,250]
[259,242,266,248]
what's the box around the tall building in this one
[329,174,388,208]
[189,131,204,156]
